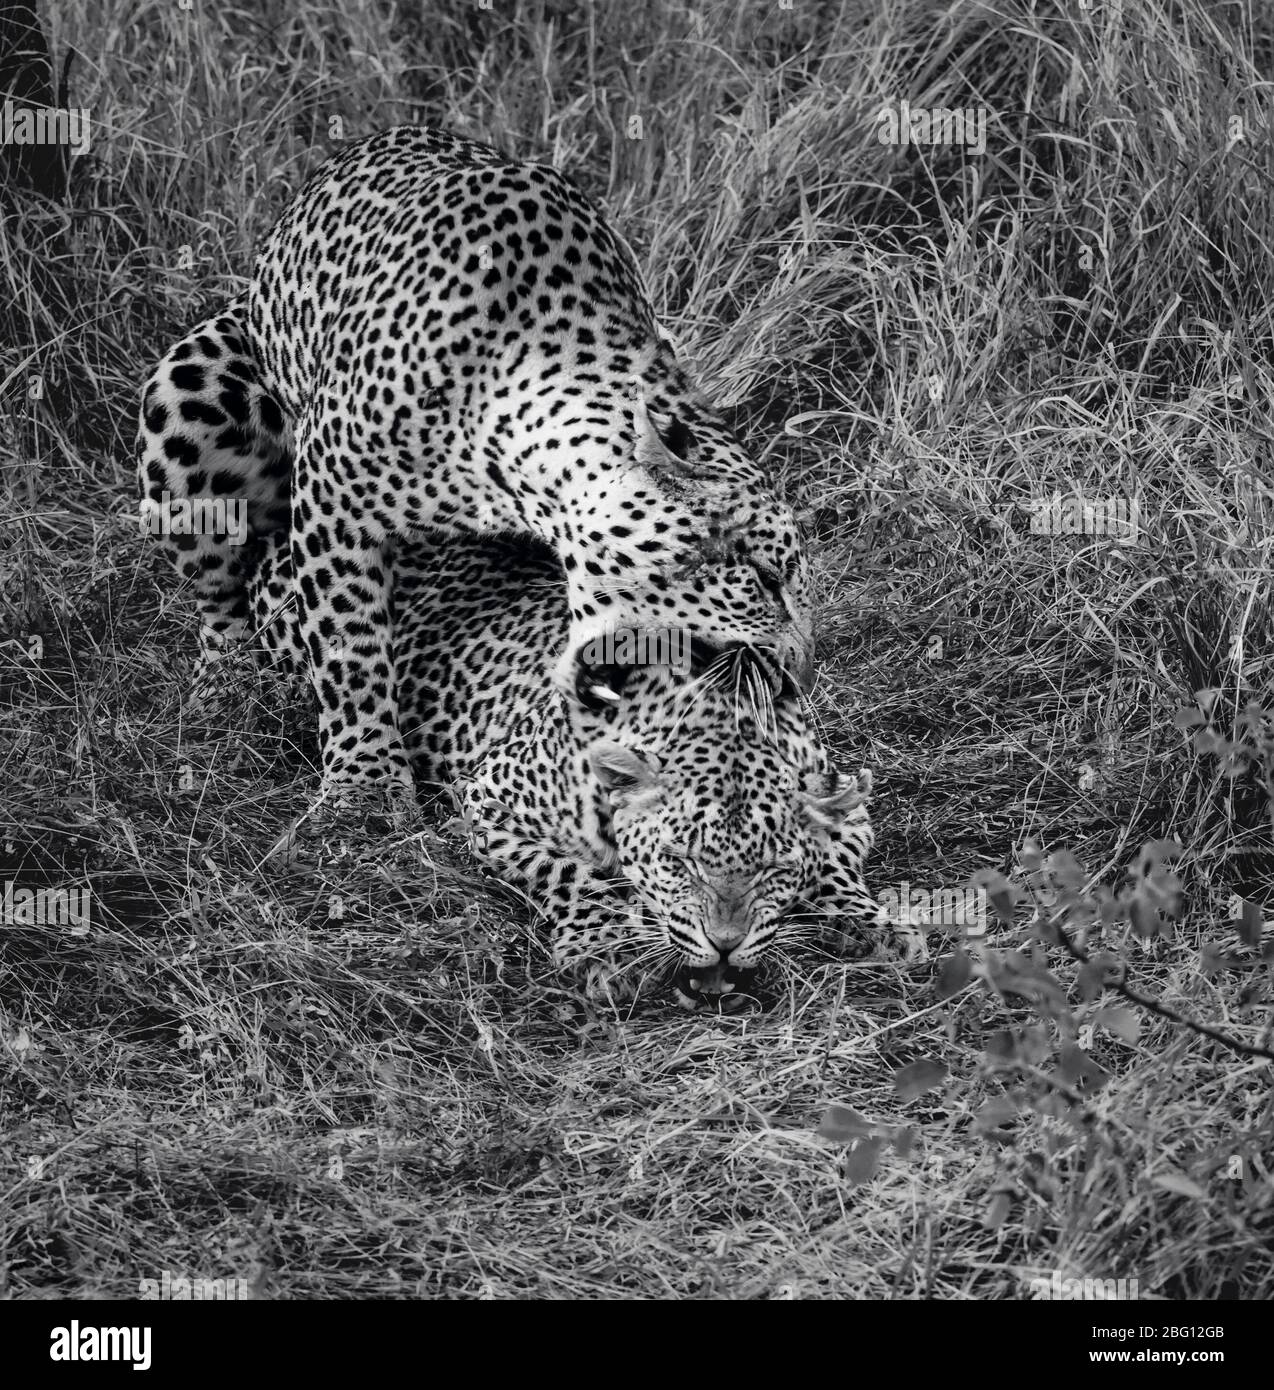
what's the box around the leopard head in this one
[586,678,870,1006]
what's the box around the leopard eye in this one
[754,564,785,602]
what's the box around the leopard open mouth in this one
[575,658,632,710]
[671,960,762,1011]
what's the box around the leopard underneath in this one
[248,529,924,1007]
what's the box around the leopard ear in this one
[802,767,872,828]
[588,739,662,806]
[657,411,696,462]
[632,397,705,477]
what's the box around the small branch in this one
[1033,891,1274,1064]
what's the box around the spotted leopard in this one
[137,125,814,805]
[247,526,923,1006]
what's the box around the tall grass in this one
[1,0,1271,1298]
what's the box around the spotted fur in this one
[137,125,814,801]
[247,525,920,1004]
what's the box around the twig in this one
[1031,889,1274,1063]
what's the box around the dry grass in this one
[1,0,1272,1300]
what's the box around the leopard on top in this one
[248,527,922,1007]
[137,125,814,803]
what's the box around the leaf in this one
[1090,950,1124,980]
[1137,839,1184,871]
[1153,1171,1206,1200]
[1017,841,1044,873]
[1029,912,1063,947]
[985,1029,1018,1064]
[969,868,1019,925]
[1057,1044,1110,1093]
[1076,960,1107,1002]
[1235,896,1263,949]
[935,949,972,1000]
[816,1103,873,1143]
[984,1191,1013,1229]
[986,1026,1049,1068]
[1200,945,1258,975]
[973,1095,1021,1131]
[1142,865,1183,914]
[1238,980,1264,1008]
[1017,1024,1051,1066]
[1047,850,1087,890]
[1093,1006,1140,1044]
[1200,944,1226,976]
[995,953,1072,1017]
[844,1137,883,1187]
[988,887,1018,926]
[1031,1090,1077,1125]
[1098,889,1126,926]
[1127,892,1162,940]
[1192,729,1226,755]
[893,1058,948,1103]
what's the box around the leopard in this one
[136,124,815,808]
[245,526,926,1008]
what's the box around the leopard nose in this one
[707,927,746,955]
[707,888,752,955]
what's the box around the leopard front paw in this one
[870,904,929,963]
[580,954,643,1006]
[268,777,423,863]
[889,920,930,963]
[313,774,419,826]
